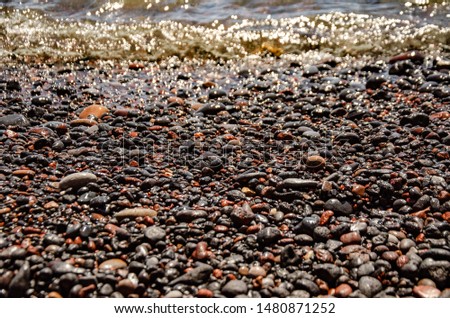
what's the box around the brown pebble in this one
[413,285,441,298]
[12,169,36,177]
[238,266,249,276]
[396,255,409,268]
[99,258,127,271]
[340,232,361,244]
[79,104,109,119]
[197,288,213,298]
[352,184,365,196]
[192,241,209,260]
[319,210,334,225]
[44,201,59,209]
[116,279,137,296]
[114,208,157,220]
[381,251,399,262]
[306,155,326,169]
[47,291,63,298]
[248,265,267,278]
[335,284,352,297]
[418,278,436,288]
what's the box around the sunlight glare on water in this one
[0,0,449,62]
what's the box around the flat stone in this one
[413,285,441,298]
[222,280,248,297]
[59,172,97,190]
[176,209,208,222]
[306,155,326,169]
[114,208,157,220]
[99,259,128,271]
[79,104,109,119]
[0,114,30,127]
[280,178,319,190]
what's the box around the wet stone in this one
[280,178,319,190]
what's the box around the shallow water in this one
[1,0,449,61]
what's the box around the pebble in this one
[114,208,157,220]
[59,172,97,190]
[324,198,353,216]
[169,263,213,286]
[340,232,362,244]
[99,259,128,271]
[306,155,326,169]
[0,114,30,127]
[335,283,352,297]
[280,178,319,190]
[79,104,109,119]
[221,280,248,297]
[358,276,382,297]
[413,285,441,298]
[230,203,255,226]
[257,227,282,245]
[248,265,267,278]
[144,226,166,244]
[176,209,208,222]
[8,261,30,297]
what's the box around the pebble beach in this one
[0,0,450,298]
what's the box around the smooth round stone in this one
[222,280,248,297]
[306,155,326,169]
[59,172,97,190]
[0,114,30,127]
[116,278,137,296]
[79,104,109,119]
[418,278,436,288]
[358,276,382,297]
[164,290,183,298]
[399,238,416,252]
[114,208,157,220]
[335,283,352,297]
[144,226,166,244]
[340,232,361,244]
[413,285,441,298]
[99,259,127,271]
[248,265,267,278]
[381,251,399,262]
